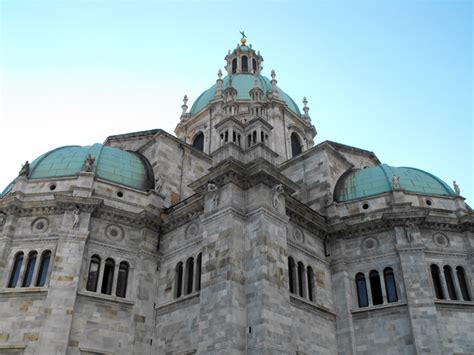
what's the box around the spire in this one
[302,96,310,121]
[270,69,279,98]
[215,69,223,98]
[180,95,190,121]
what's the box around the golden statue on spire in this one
[240,31,247,46]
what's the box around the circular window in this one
[186,222,199,239]
[117,191,124,198]
[49,184,56,191]
[362,203,369,210]
[293,228,305,243]
[426,199,432,206]
[31,217,49,233]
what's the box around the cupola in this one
[224,32,264,75]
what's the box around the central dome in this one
[189,73,301,116]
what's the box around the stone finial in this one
[392,175,401,190]
[453,180,461,195]
[181,95,188,114]
[271,69,276,80]
[83,154,95,172]
[270,70,279,98]
[18,161,30,177]
[217,68,223,80]
[302,97,310,118]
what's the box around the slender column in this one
[380,271,388,304]
[97,258,105,293]
[111,263,120,297]
[366,273,373,306]
[439,265,449,299]
[31,252,42,287]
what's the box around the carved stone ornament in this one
[105,224,124,241]
[362,236,379,251]
[272,184,285,209]
[433,232,449,248]
[155,175,163,193]
[453,180,461,195]
[392,175,401,190]
[31,217,49,233]
[186,222,199,239]
[18,161,30,177]
[0,213,7,226]
[83,154,95,172]
[293,227,305,244]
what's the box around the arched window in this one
[185,257,194,295]
[297,261,305,298]
[288,257,296,294]
[456,266,471,301]
[8,252,24,288]
[195,253,202,292]
[384,267,398,303]
[36,250,51,287]
[232,58,237,74]
[116,261,129,298]
[192,132,204,152]
[369,270,383,305]
[86,255,101,292]
[101,258,115,295]
[307,266,315,301]
[22,251,37,287]
[356,273,368,307]
[443,265,457,300]
[291,133,302,157]
[252,58,257,72]
[241,56,248,72]
[431,264,444,299]
[175,262,183,298]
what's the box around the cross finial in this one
[240,31,247,45]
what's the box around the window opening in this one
[116,261,129,298]
[431,264,444,299]
[456,266,471,301]
[101,258,115,295]
[444,265,457,300]
[384,267,398,303]
[369,270,383,305]
[8,252,24,288]
[356,273,368,307]
[22,251,37,287]
[291,133,302,157]
[36,250,51,287]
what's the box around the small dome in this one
[335,164,456,202]
[2,144,154,195]
[190,73,301,116]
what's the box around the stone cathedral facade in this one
[0,37,473,355]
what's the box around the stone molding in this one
[289,294,336,321]
[351,301,408,319]
[77,290,135,307]
[434,300,474,312]
[155,291,200,316]
[287,240,329,266]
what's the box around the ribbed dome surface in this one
[190,73,301,116]
[1,144,153,195]
[335,164,455,202]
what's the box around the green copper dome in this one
[335,164,456,202]
[2,144,153,196]
[190,73,301,116]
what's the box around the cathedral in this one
[0,36,473,355]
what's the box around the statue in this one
[272,184,285,209]
[155,176,163,193]
[18,161,30,177]
[72,208,81,229]
[453,180,461,195]
[405,221,420,244]
[83,154,95,172]
[207,182,219,210]
[0,213,6,226]
[392,175,401,190]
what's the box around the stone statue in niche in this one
[18,161,30,177]
[72,207,81,229]
[0,213,6,226]
[453,180,461,195]
[272,184,285,209]
[83,154,95,172]
[207,182,219,210]
[405,221,420,244]
[392,175,401,190]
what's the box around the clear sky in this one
[1,0,472,203]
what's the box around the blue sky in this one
[1,0,472,203]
